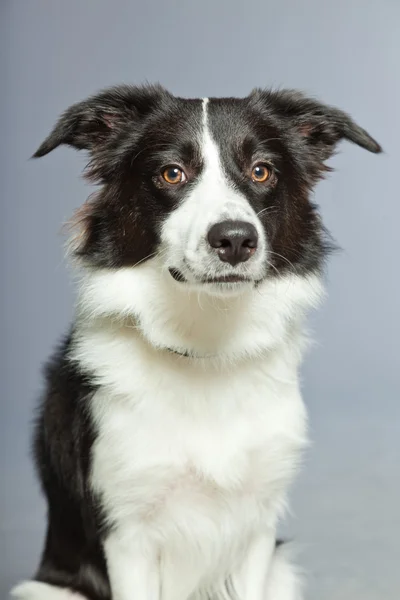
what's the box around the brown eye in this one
[161,166,186,184]
[251,164,270,183]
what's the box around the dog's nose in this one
[207,220,258,266]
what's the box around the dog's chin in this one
[168,268,259,297]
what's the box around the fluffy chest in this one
[88,349,307,533]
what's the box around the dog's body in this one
[11,87,381,600]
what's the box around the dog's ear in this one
[251,88,382,158]
[33,84,168,158]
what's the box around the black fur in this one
[33,335,111,599]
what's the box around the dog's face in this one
[35,85,381,297]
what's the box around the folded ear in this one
[33,84,168,158]
[251,88,382,157]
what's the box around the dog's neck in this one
[73,260,324,367]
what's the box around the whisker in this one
[130,142,175,167]
[131,251,158,269]
[197,292,205,312]
[268,250,298,274]
[256,206,278,218]
[256,137,282,145]
[266,260,281,278]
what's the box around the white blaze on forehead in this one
[196,97,254,219]
[201,97,227,186]
[202,97,209,119]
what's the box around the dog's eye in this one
[161,166,186,185]
[251,164,270,183]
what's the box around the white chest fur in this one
[74,321,307,577]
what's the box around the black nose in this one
[207,220,258,266]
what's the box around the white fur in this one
[10,548,302,600]
[14,100,320,599]
[10,581,86,599]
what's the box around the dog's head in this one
[35,84,381,297]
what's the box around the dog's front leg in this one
[232,531,276,600]
[104,531,160,600]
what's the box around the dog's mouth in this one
[203,275,252,284]
[168,268,252,285]
[169,268,188,283]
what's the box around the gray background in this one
[1,1,399,598]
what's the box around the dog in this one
[11,84,381,600]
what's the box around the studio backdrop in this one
[1,2,399,599]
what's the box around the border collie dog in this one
[11,85,381,600]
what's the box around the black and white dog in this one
[11,85,381,600]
